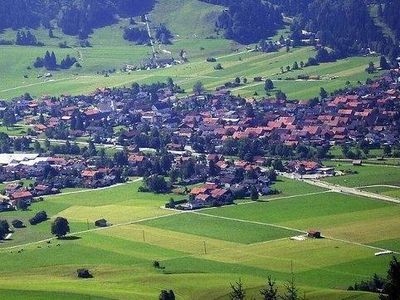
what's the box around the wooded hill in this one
[0,0,155,36]
[202,0,399,60]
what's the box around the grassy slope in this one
[0,0,381,100]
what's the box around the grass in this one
[141,212,299,244]
[0,176,397,299]
[323,163,400,187]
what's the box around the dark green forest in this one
[202,0,400,59]
[0,0,155,36]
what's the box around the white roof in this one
[0,153,48,166]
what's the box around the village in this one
[0,69,399,212]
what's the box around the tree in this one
[229,278,246,300]
[319,87,328,100]
[366,61,376,74]
[0,220,10,240]
[380,56,390,70]
[159,290,175,300]
[380,257,400,300]
[292,61,299,70]
[3,109,16,128]
[264,79,274,92]
[250,185,259,201]
[260,276,278,300]
[193,81,204,95]
[275,90,287,101]
[282,272,299,300]
[51,217,70,238]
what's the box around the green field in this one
[0,176,398,299]
[323,163,400,188]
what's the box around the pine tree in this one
[380,257,400,300]
[229,278,246,300]
[260,276,278,300]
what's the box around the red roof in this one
[10,191,33,200]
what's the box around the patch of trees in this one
[155,24,173,44]
[29,211,48,225]
[140,175,170,193]
[279,0,395,58]
[229,274,300,300]
[123,27,150,44]
[159,290,175,300]
[51,217,70,238]
[16,30,43,46]
[12,219,24,228]
[0,220,10,240]
[202,0,283,44]
[381,1,400,40]
[349,256,400,300]
[77,268,93,279]
[34,51,77,70]
[94,219,108,227]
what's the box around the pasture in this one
[0,178,400,299]
[0,177,398,299]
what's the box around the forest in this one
[0,0,155,36]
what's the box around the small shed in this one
[307,230,322,239]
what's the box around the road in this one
[279,172,400,204]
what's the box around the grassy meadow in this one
[0,176,398,299]
[323,163,400,188]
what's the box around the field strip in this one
[0,77,75,92]
[196,191,333,213]
[191,211,307,234]
[191,211,400,255]
[0,210,183,251]
[41,177,143,198]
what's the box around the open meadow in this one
[0,176,398,299]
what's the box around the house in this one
[308,230,322,239]
[9,190,33,206]
[352,160,363,166]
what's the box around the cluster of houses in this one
[0,153,124,211]
[0,68,399,210]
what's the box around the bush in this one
[153,260,160,268]
[29,211,48,225]
[206,57,217,62]
[94,219,108,227]
[12,219,24,228]
[77,269,93,279]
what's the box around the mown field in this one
[0,176,398,299]
[0,0,381,100]
[323,162,400,188]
